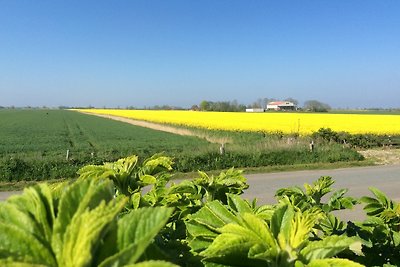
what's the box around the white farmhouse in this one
[266,101,296,111]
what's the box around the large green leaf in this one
[361,187,399,220]
[141,154,174,175]
[0,260,48,267]
[315,214,346,236]
[200,214,272,266]
[226,194,253,214]
[300,235,357,262]
[58,197,127,267]
[99,207,173,267]
[186,200,242,254]
[326,189,358,212]
[77,165,115,181]
[52,178,115,258]
[0,223,56,266]
[126,260,178,267]
[306,258,365,267]
[188,201,241,232]
[117,207,173,250]
[284,208,321,250]
[0,202,42,241]
[7,184,55,243]
[271,204,294,239]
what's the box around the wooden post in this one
[219,143,225,155]
[309,140,314,152]
[66,149,70,160]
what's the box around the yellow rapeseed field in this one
[76,109,400,135]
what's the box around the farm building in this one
[266,101,296,111]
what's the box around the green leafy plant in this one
[345,188,400,266]
[0,178,176,267]
[275,176,358,213]
[77,154,173,195]
[275,176,358,237]
[193,168,249,204]
[187,201,362,267]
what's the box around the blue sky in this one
[1,1,399,108]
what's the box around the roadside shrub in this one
[174,145,363,172]
[312,127,395,149]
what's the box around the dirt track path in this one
[79,112,229,144]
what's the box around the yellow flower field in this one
[76,109,400,135]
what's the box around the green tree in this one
[304,100,331,112]
[200,100,210,111]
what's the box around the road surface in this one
[1,164,400,220]
[242,164,400,220]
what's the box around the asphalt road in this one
[242,164,400,221]
[1,164,400,220]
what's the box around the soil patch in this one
[358,148,400,165]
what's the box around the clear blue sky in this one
[1,0,399,108]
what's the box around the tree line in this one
[195,98,332,112]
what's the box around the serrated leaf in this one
[360,196,379,205]
[131,192,141,209]
[271,204,294,239]
[58,197,127,267]
[52,178,115,259]
[77,165,115,180]
[0,260,48,267]
[140,174,157,185]
[316,214,345,236]
[142,154,174,174]
[99,207,173,266]
[0,223,56,266]
[200,231,266,267]
[0,202,42,241]
[226,194,253,214]
[254,204,275,221]
[7,184,55,244]
[188,201,240,231]
[200,213,276,266]
[369,187,392,208]
[186,200,243,254]
[125,260,179,267]
[301,235,357,262]
[306,258,365,267]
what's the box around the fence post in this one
[219,143,225,155]
[309,140,314,152]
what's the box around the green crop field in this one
[0,109,216,181]
[0,109,366,183]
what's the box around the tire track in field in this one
[63,118,75,148]
[78,112,230,145]
[74,123,97,150]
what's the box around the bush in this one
[312,127,394,149]
[174,145,363,172]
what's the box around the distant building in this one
[245,108,264,112]
[266,101,296,111]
